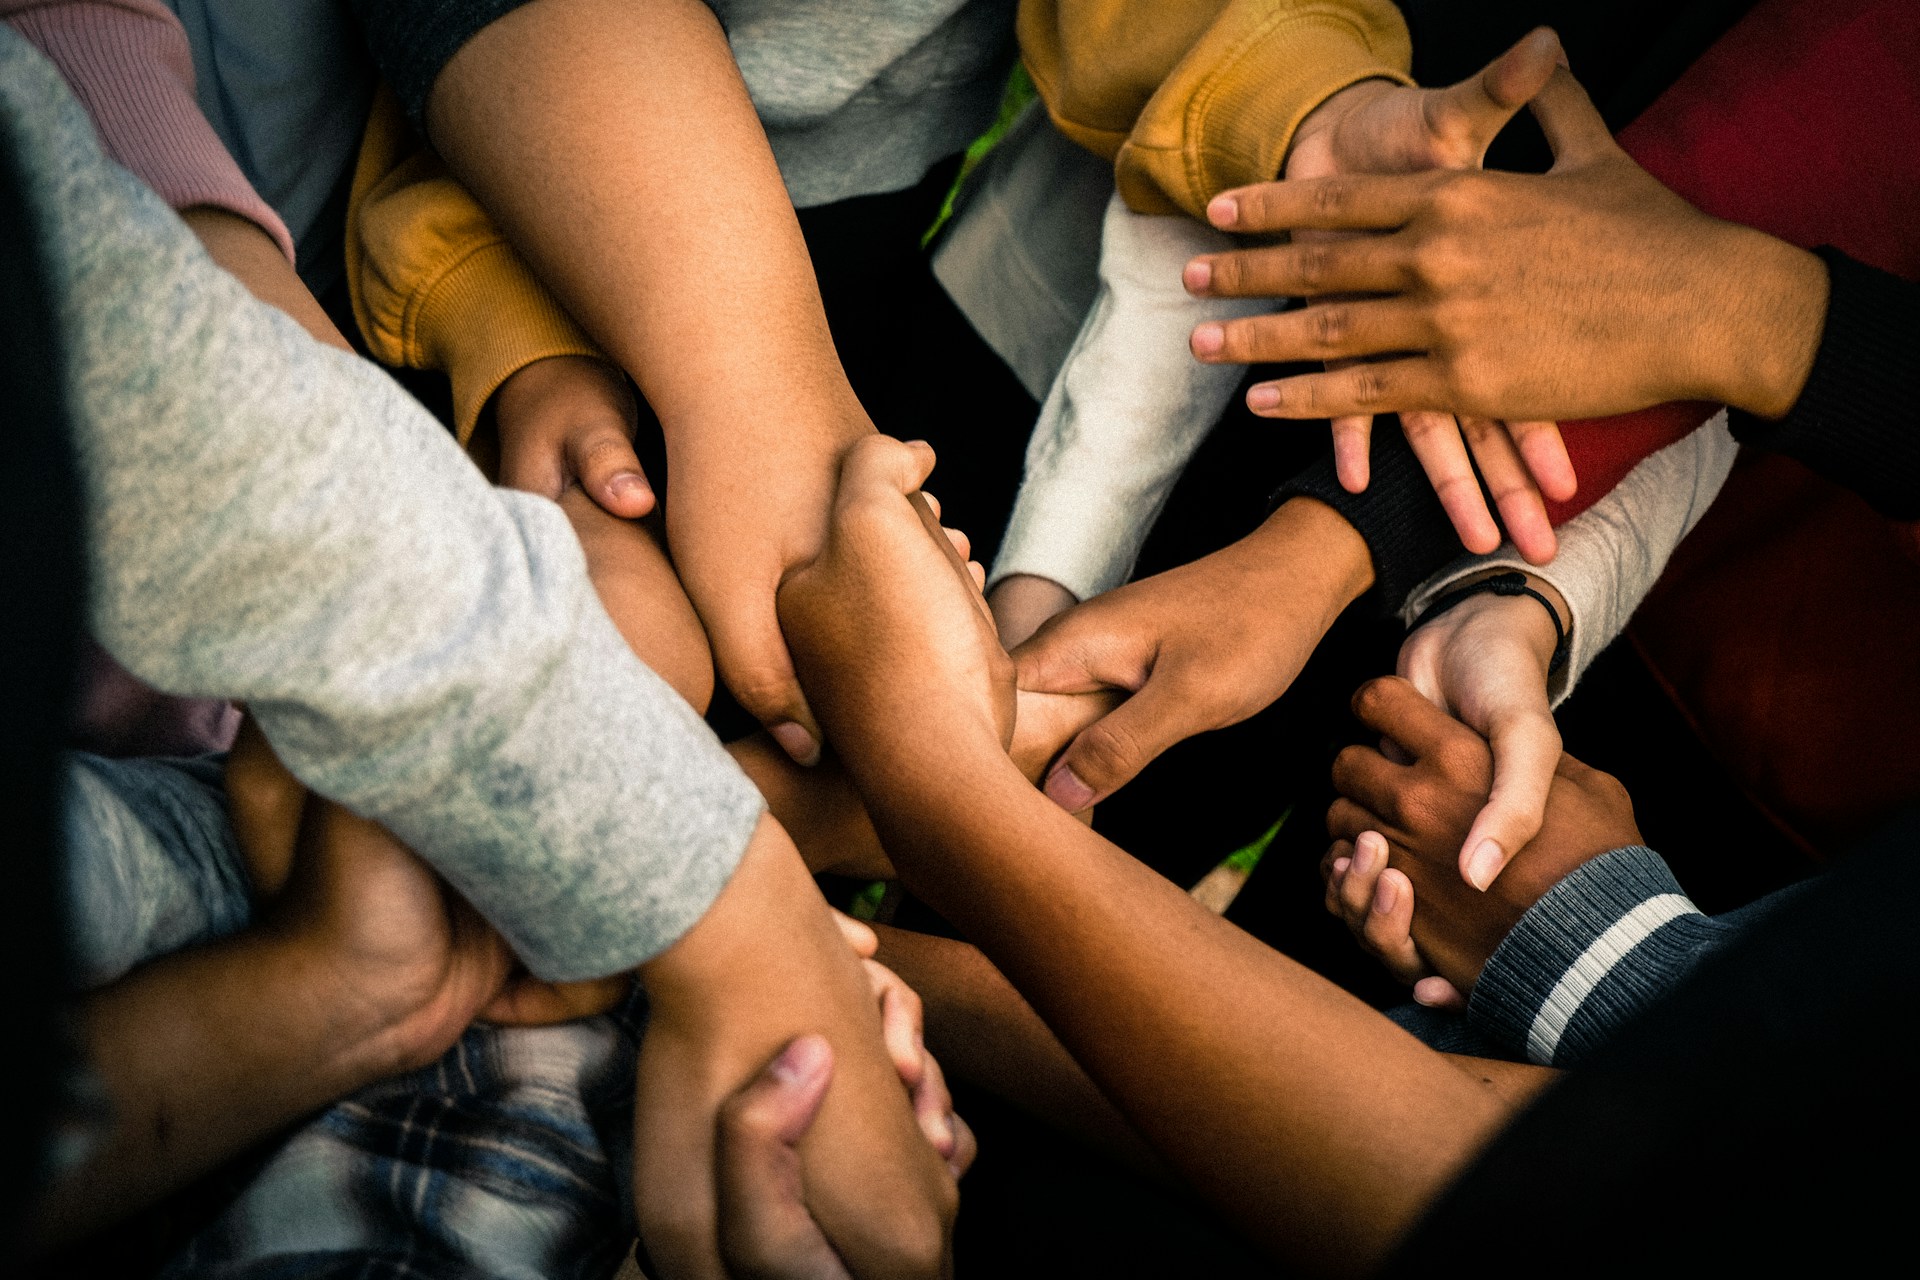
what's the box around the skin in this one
[1015,494,1374,811]
[1186,66,1829,429]
[1257,28,1576,564]
[181,207,351,351]
[1323,677,1643,999]
[779,436,1555,1273]
[425,0,877,766]
[1397,572,1569,890]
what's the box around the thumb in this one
[1043,674,1195,810]
[713,604,824,766]
[1531,65,1614,170]
[1426,26,1564,167]
[567,419,654,519]
[1460,707,1563,891]
[716,1036,852,1280]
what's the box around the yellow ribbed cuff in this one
[1119,5,1413,219]
[410,240,607,443]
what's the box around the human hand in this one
[1269,28,1573,562]
[778,435,1013,778]
[1397,575,1567,888]
[988,573,1078,649]
[1186,66,1829,428]
[1014,497,1372,810]
[1323,677,1641,992]
[633,818,955,1280]
[492,354,654,517]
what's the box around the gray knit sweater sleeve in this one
[1465,846,1810,1067]
[2,32,764,982]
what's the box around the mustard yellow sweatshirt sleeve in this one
[345,87,605,444]
[1019,0,1413,219]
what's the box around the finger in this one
[911,1048,958,1161]
[567,419,655,519]
[1424,27,1565,167]
[1349,675,1481,764]
[1402,411,1502,553]
[1458,417,1556,564]
[1339,830,1389,925]
[835,435,938,513]
[716,1036,853,1280]
[715,608,823,767]
[1011,602,1146,698]
[1363,867,1429,984]
[1043,674,1197,809]
[1331,412,1374,491]
[1413,975,1469,1010]
[968,560,986,592]
[1508,419,1577,503]
[874,970,928,1090]
[1184,236,1410,299]
[1243,357,1444,422]
[831,908,879,959]
[1207,171,1439,235]
[1320,838,1354,886]
[1324,853,1353,916]
[943,524,971,563]
[947,1112,978,1180]
[1531,65,1615,169]
[1192,299,1430,367]
[1328,767,1401,841]
[1460,708,1563,891]
[920,490,941,521]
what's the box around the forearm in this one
[32,930,401,1244]
[183,206,350,350]
[424,0,869,459]
[849,747,1511,1272]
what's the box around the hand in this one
[988,573,1078,649]
[1258,28,1573,562]
[1014,497,1372,810]
[1186,66,1829,426]
[493,354,654,517]
[633,817,955,1280]
[1321,831,1459,1007]
[777,435,1013,777]
[1323,677,1641,992]
[1397,576,1567,888]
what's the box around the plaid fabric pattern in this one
[161,993,647,1280]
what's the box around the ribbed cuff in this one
[413,239,606,442]
[1727,246,1920,520]
[1468,846,1721,1067]
[1273,420,1459,615]
[351,0,531,130]
[1116,4,1414,218]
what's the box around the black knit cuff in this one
[1272,418,1463,614]
[351,0,533,129]
[1727,246,1920,520]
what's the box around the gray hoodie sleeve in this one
[2,31,764,982]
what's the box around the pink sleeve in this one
[2,0,296,262]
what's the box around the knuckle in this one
[1309,303,1353,352]
[1296,241,1336,292]
[1312,178,1353,219]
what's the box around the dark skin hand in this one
[1187,64,1829,429]
[491,354,656,520]
[1322,677,1643,998]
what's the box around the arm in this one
[6,36,763,981]
[362,0,875,761]
[779,436,1546,1272]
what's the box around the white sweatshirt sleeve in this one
[988,190,1270,601]
[1400,413,1741,705]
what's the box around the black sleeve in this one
[350,0,535,129]
[1272,417,1466,614]
[1726,246,1920,521]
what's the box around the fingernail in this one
[771,1034,829,1085]
[1208,194,1239,227]
[1352,837,1378,876]
[1246,383,1281,410]
[1191,324,1225,357]
[771,721,822,767]
[1464,838,1504,891]
[1332,856,1351,879]
[1044,763,1095,811]
[1183,259,1212,292]
[1374,875,1398,915]
[1412,980,1445,1008]
[609,471,650,500]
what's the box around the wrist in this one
[1248,498,1376,622]
[1699,226,1828,418]
[1283,78,1399,179]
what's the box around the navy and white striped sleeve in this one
[1466,846,1735,1067]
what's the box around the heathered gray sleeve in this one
[1,32,764,982]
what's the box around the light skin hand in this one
[1247,28,1574,563]
[988,573,1079,649]
[1013,496,1373,811]
[1324,677,1642,992]
[1187,64,1830,427]
[427,0,876,766]
[491,354,655,519]
[1398,576,1568,888]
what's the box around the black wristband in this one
[1409,570,1570,675]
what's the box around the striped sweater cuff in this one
[1468,846,1727,1067]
